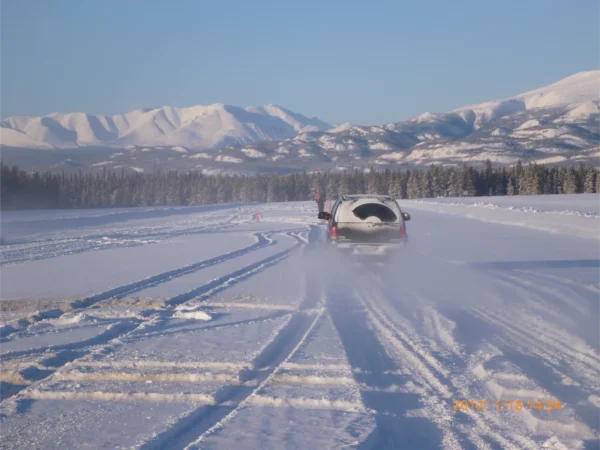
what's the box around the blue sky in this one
[1,0,598,124]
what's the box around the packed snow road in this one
[1,196,599,449]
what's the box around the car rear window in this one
[352,203,397,222]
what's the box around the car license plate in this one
[358,246,379,254]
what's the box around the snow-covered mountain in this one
[1,71,598,173]
[454,70,600,128]
[215,71,598,170]
[0,104,331,150]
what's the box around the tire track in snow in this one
[54,370,242,385]
[466,306,599,445]
[0,203,275,268]
[138,271,323,450]
[129,311,291,341]
[493,270,593,322]
[0,318,144,403]
[0,231,274,339]
[6,234,300,356]
[363,281,545,449]
[244,395,364,413]
[74,231,276,309]
[339,290,464,449]
[25,390,217,405]
[165,238,303,308]
[1,319,141,361]
[470,305,600,390]
[1,234,304,405]
[183,308,326,450]
[0,223,237,266]
[326,286,442,449]
[484,275,600,373]
[518,268,600,295]
[365,269,594,448]
[360,262,592,447]
[73,360,248,370]
[328,278,533,450]
[4,224,308,438]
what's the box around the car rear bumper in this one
[332,240,407,256]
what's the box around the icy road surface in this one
[1,196,599,449]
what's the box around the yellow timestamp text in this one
[453,399,562,411]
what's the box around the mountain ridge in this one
[1,71,598,172]
[0,103,331,150]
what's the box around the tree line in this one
[1,161,598,210]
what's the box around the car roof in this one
[340,194,394,201]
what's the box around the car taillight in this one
[400,227,407,238]
[331,226,338,239]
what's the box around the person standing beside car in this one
[316,192,325,213]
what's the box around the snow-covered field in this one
[1,196,599,449]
